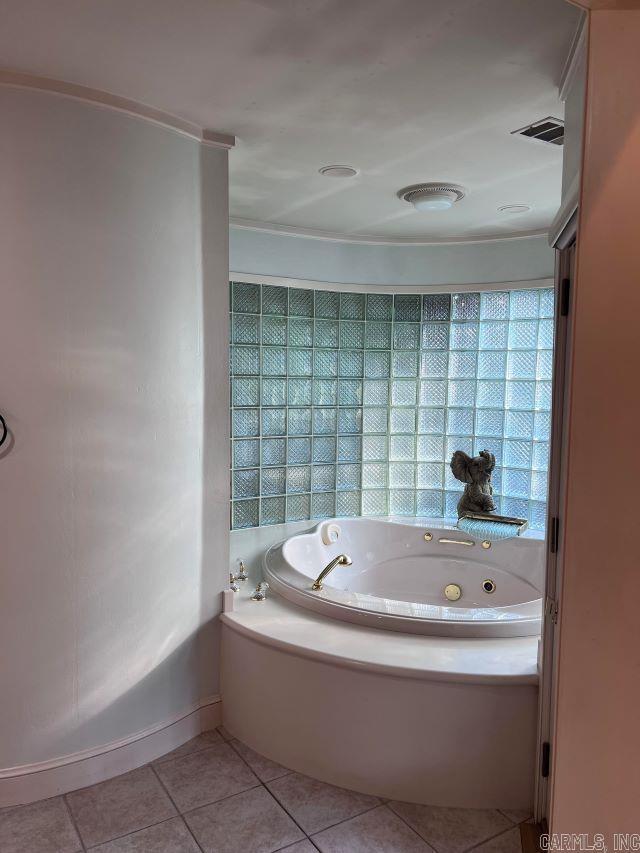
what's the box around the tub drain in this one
[482,579,496,594]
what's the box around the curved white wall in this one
[230,226,554,288]
[0,88,229,774]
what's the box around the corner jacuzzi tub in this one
[264,517,544,638]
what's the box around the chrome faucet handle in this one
[237,561,248,581]
[229,572,240,593]
[251,582,269,601]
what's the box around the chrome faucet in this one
[312,554,352,590]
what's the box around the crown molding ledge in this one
[0,69,235,149]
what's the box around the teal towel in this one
[457,517,521,541]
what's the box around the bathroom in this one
[1,1,639,851]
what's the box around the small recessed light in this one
[319,165,359,178]
[498,204,531,214]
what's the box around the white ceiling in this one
[0,0,581,241]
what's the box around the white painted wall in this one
[0,87,229,771]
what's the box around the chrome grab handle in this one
[438,537,475,547]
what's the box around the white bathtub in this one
[264,517,544,638]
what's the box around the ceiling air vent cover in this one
[398,183,466,211]
[512,116,564,146]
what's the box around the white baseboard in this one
[0,696,222,807]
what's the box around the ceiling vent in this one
[398,183,466,211]
[511,116,564,146]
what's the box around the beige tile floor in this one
[0,727,530,852]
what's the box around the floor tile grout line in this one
[300,800,383,838]
[385,801,452,852]
[81,814,185,851]
[387,803,519,853]
[464,821,523,853]
[308,802,432,850]
[148,764,206,853]
[497,808,531,826]
[61,794,88,852]
[226,737,294,784]
[152,734,224,767]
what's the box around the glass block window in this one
[230,282,554,531]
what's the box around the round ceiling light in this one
[319,165,359,178]
[398,183,466,212]
[498,204,531,214]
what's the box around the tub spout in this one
[312,554,352,590]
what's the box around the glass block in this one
[390,434,414,461]
[338,408,362,434]
[390,462,415,488]
[394,323,420,350]
[362,489,388,516]
[311,491,335,519]
[232,377,260,407]
[505,380,536,410]
[261,496,286,525]
[232,314,260,345]
[262,316,287,346]
[233,439,260,469]
[288,378,312,406]
[261,467,286,496]
[390,490,415,516]
[390,408,415,433]
[417,434,445,462]
[261,378,287,407]
[394,294,421,322]
[315,319,339,348]
[232,408,259,438]
[510,290,539,319]
[480,291,509,320]
[535,381,552,411]
[338,379,362,406]
[261,438,286,467]
[261,285,288,316]
[450,323,479,350]
[337,435,362,462]
[337,463,361,491]
[504,439,532,469]
[416,462,443,489]
[287,437,312,464]
[261,409,286,436]
[286,493,310,522]
[539,289,555,318]
[538,319,554,350]
[422,294,451,321]
[313,408,337,435]
[447,408,474,435]
[287,348,312,377]
[313,436,336,463]
[534,411,551,441]
[446,435,473,457]
[420,351,449,379]
[421,324,449,352]
[288,318,313,348]
[363,435,388,462]
[477,351,506,379]
[363,407,388,434]
[507,350,537,379]
[476,380,505,409]
[448,380,475,407]
[416,490,444,517]
[501,496,528,519]
[362,462,389,489]
[339,350,364,378]
[418,408,445,434]
[452,292,480,320]
[419,380,446,407]
[392,352,419,377]
[474,438,503,467]
[232,498,259,529]
[503,469,531,499]
[529,500,547,531]
[288,408,311,435]
[508,320,538,350]
[363,380,389,406]
[536,350,553,381]
[340,292,365,320]
[336,490,361,517]
[365,321,392,350]
[312,379,337,406]
[531,470,548,501]
[475,409,503,437]
[231,346,260,375]
[312,464,336,492]
[314,349,338,377]
[504,411,534,440]
[490,467,502,496]
[366,293,393,321]
[289,288,314,317]
[287,465,311,494]
[315,290,339,319]
[479,321,508,350]
[391,379,417,406]
[340,321,365,349]
[262,347,286,376]
[365,351,391,378]
[448,351,476,379]
[232,282,260,314]
[445,491,462,517]
[233,469,259,499]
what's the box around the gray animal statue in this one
[450,449,496,517]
